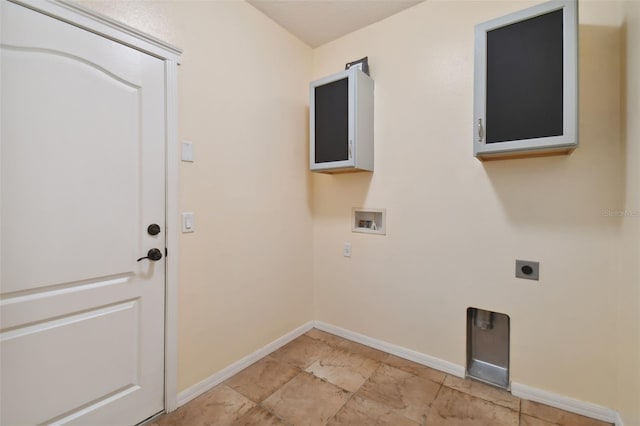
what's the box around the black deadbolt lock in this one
[147,224,161,236]
[137,248,163,262]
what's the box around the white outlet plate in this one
[343,242,352,257]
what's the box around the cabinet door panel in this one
[486,9,563,144]
[314,78,349,163]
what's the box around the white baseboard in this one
[176,320,314,407]
[313,320,466,378]
[511,382,622,425]
[315,321,621,425]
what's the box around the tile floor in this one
[152,329,612,426]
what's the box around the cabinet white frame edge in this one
[8,0,183,413]
[473,0,578,158]
[354,70,374,171]
[352,208,386,235]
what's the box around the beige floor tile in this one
[328,394,420,426]
[520,413,558,426]
[306,329,389,362]
[358,363,441,424]
[305,347,379,392]
[269,335,334,369]
[262,372,351,426]
[521,400,613,426]
[152,385,255,426]
[425,386,518,426]
[231,406,286,426]
[442,375,520,410]
[225,356,299,403]
[383,354,447,384]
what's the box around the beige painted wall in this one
[79,0,314,391]
[312,0,634,415]
[617,1,640,424]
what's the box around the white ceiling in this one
[247,0,424,48]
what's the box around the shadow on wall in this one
[482,24,625,231]
[311,171,374,220]
[619,20,632,203]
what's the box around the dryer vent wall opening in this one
[466,307,510,390]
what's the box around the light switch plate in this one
[343,242,352,257]
[182,212,194,233]
[181,141,194,162]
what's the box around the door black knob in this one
[137,248,163,262]
[147,224,161,236]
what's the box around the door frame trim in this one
[164,58,180,413]
[7,0,183,413]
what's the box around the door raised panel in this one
[0,300,141,425]
[1,47,141,292]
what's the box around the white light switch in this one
[181,141,194,162]
[182,212,194,233]
[343,242,352,257]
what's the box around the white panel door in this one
[1,1,166,424]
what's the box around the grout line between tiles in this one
[253,369,305,426]
[324,385,357,425]
[423,380,445,425]
[256,402,293,426]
